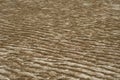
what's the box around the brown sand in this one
[0,0,120,80]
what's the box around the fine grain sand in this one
[0,0,120,80]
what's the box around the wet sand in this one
[0,0,120,80]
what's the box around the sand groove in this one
[0,0,120,80]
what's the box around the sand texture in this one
[0,0,120,80]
